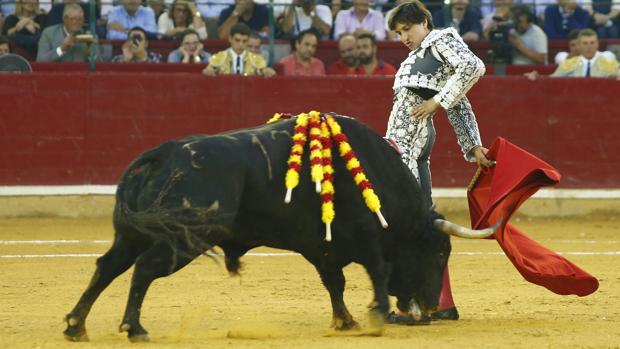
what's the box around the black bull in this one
[63,115,491,342]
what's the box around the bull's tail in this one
[113,142,229,261]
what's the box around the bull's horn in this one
[433,218,503,239]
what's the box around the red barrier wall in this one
[0,74,618,188]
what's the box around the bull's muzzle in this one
[433,218,503,239]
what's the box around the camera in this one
[488,16,514,64]
[131,34,143,46]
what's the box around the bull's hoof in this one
[63,314,89,342]
[332,318,360,331]
[63,330,89,342]
[385,311,431,326]
[120,322,150,342]
[128,333,151,343]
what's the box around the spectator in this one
[0,35,11,55]
[111,26,162,62]
[158,0,207,39]
[583,0,620,39]
[550,29,619,77]
[509,4,547,64]
[554,28,581,63]
[330,0,342,18]
[334,0,386,40]
[354,32,396,75]
[246,30,276,76]
[198,0,234,20]
[481,0,513,41]
[552,28,615,64]
[432,0,482,41]
[0,13,4,35]
[167,29,209,63]
[37,3,96,62]
[107,0,158,41]
[543,0,590,40]
[277,29,325,76]
[217,0,269,39]
[280,0,332,39]
[147,0,166,22]
[423,0,445,14]
[2,0,46,54]
[327,33,359,75]
[202,22,269,76]
[254,0,292,18]
[46,0,107,39]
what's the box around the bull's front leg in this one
[314,266,359,330]
[360,250,390,328]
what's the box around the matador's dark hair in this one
[388,0,434,31]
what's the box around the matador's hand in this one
[410,98,439,119]
[473,146,495,168]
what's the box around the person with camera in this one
[37,3,96,62]
[384,0,493,323]
[280,0,332,39]
[508,4,547,65]
[167,29,209,63]
[111,26,162,63]
[482,0,513,41]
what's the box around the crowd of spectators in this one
[1,0,620,74]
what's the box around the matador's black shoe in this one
[430,307,459,320]
[385,311,431,326]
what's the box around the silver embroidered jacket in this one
[388,27,485,163]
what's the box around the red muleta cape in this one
[467,137,598,296]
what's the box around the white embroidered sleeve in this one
[432,33,485,110]
[445,96,483,161]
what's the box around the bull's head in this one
[388,211,499,317]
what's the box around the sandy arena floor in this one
[0,214,619,349]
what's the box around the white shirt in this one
[229,48,245,74]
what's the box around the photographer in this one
[280,0,332,39]
[508,4,547,65]
[111,26,162,63]
[482,0,513,41]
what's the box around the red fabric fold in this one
[467,137,599,297]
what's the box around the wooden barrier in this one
[0,74,618,188]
